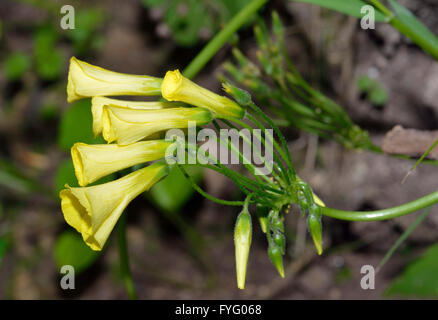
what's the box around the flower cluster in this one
[60,57,244,251]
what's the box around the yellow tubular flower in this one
[102,105,213,145]
[91,97,178,136]
[67,57,162,103]
[161,69,245,119]
[60,162,168,251]
[71,140,173,186]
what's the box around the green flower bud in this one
[234,209,252,289]
[273,217,284,233]
[222,82,251,106]
[272,11,285,39]
[273,231,285,255]
[256,205,269,233]
[307,206,323,255]
[268,243,284,278]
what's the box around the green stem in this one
[245,113,292,181]
[117,214,137,300]
[248,102,296,179]
[220,117,285,184]
[177,163,245,206]
[183,0,268,79]
[212,119,272,185]
[377,205,433,272]
[321,190,438,221]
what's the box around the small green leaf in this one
[54,231,100,274]
[34,27,64,80]
[385,243,438,298]
[67,9,105,54]
[293,0,386,22]
[58,99,106,151]
[148,164,203,213]
[3,52,31,80]
[357,75,374,93]
[369,87,388,106]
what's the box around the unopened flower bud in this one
[234,208,252,289]
[268,243,284,278]
[307,206,323,255]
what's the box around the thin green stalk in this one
[247,102,296,179]
[177,163,245,206]
[117,214,137,300]
[321,190,438,221]
[212,119,273,185]
[245,113,292,185]
[402,139,438,183]
[377,206,433,273]
[219,117,286,184]
[189,141,282,198]
[366,145,438,167]
[183,0,268,79]
[201,163,279,200]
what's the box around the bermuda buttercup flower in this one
[91,97,178,136]
[60,162,169,251]
[67,57,162,103]
[71,140,173,186]
[102,105,213,145]
[161,69,245,119]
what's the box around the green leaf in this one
[57,99,106,151]
[388,0,438,60]
[34,26,64,80]
[148,165,203,213]
[67,9,105,54]
[292,0,386,22]
[369,86,388,106]
[3,52,31,80]
[357,74,374,92]
[357,74,388,106]
[54,231,100,274]
[385,243,438,298]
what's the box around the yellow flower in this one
[60,162,168,251]
[161,69,245,119]
[91,97,178,137]
[71,140,173,186]
[67,57,162,103]
[102,105,213,145]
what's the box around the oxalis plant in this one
[59,0,438,297]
